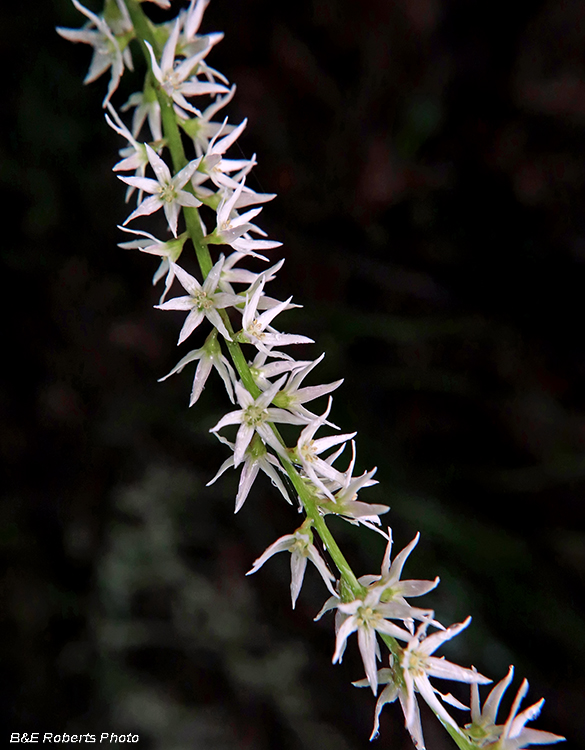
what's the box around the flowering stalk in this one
[58,2,565,748]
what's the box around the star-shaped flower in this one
[246,526,337,608]
[56,0,132,106]
[241,277,313,356]
[105,103,151,204]
[158,330,235,406]
[353,653,469,747]
[145,19,227,117]
[205,177,281,258]
[155,257,239,343]
[121,83,163,142]
[209,376,308,467]
[271,354,344,423]
[117,227,187,304]
[326,587,413,695]
[317,443,389,531]
[464,667,565,749]
[119,144,202,237]
[193,121,258,192]
[294,400,356,500]
[358,530,440,625]
[207,432,289,513]
[400,618,491,733]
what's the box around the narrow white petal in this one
[425,656,491,684]
[144,40,163,83]
[178,309,205,344]
[419,617,472,656]
[161,18,181,76]
[235,459,260,513]
[206,455,234,486]
[357,625,379,695]
[173,264,202,295]
[209,410,244,433]
[246,534,296,575]
[163,200,181,238]
[145,143,172,185]
[333,616,358,664]
[123,195,162,224]
[234,423,255,466]
[155,296,194,311]
[482,665,514,725]
[416,676,460,731]
[158,347,205,381]
[189,358,213,405]
[290,553,308,608]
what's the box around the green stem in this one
[125,0,159,57]
[443,723,477,750]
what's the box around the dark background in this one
[2,0,585,747]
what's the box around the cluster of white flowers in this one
[58,2,566,748]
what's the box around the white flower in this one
[155,257,238,343]
[325,526,444,695]
[246,527,337,608]
[353,654,469,747]
[353,659,426,745]
[145,19,227,117]
[179,87,237,157]
[248,350,312,391]
[56,0,132,106]
[207,433,290,513]
[271,354,344,423]
[241,277,313,355]
[117,227,187,303]
[358,530,440,623]
[218,257,298,317]
[317,445,389,530]
[121,85,163,142]
[180,0,225,63]
[105,104,151,203]
[465,667,565,749]
[194,121,258,192]
[206,177,281,258]
[182,0,210,42]
[400,618,491,734]
[352,620,490,746]
[158,330,236,406]
[209,377,308,467]
[119,144,202,237]
[294,400,356,500]
[217,253,280,296]
[329,587,413,695]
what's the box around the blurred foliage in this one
[2,0,585,747]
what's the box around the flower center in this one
[357,605,380,627]
[244,404,266,427]
[192,290,213,311]
[163,70,181,94]
[291,538,309,555]
[246,320,265,340]
[299,441,316,463]
[158,184,177,203]
[405,650,428,678]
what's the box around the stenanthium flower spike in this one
[58,2,566,747]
